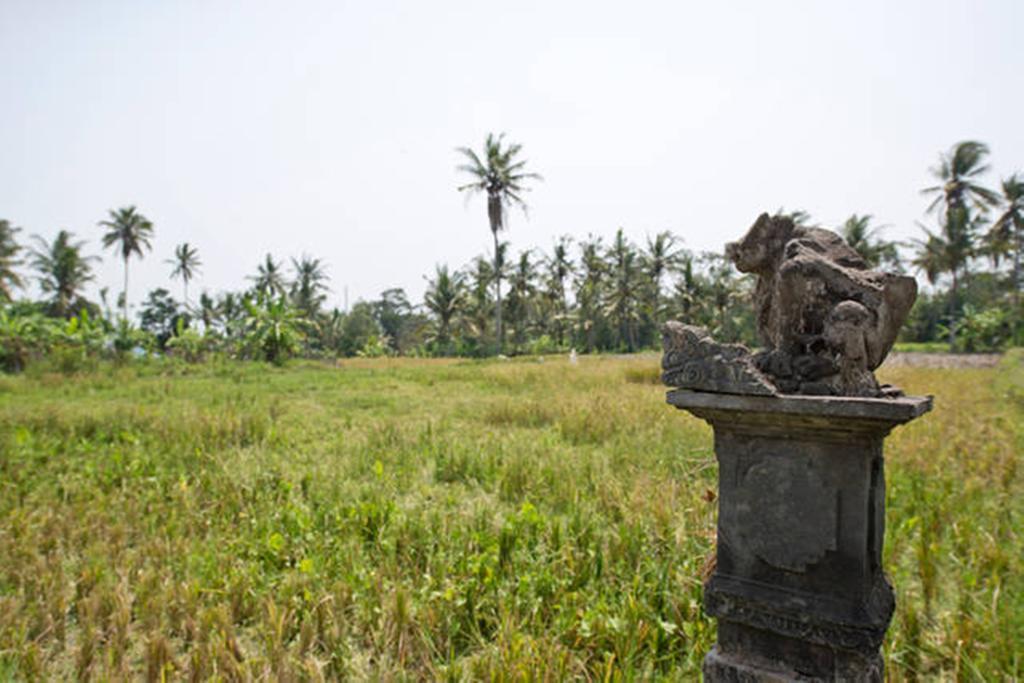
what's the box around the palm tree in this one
[249,254,287,298]
[910,214,979,349]
[166,242,201,307]
[506,250,538,351]
[0,220,24,303]
[543,235,574,345]
[29,230,98,317]
[605,229,641,351]
[289,255,330,317]
[100,206,154,322]
[423,264,465,353]
[575,235,607,352]
[987,174,1024,342]
[840,215,901,270]
[456,133,542,354]
[642,231,684,326]
[922,141,1000,221]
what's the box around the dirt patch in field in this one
[883,352,1002,369]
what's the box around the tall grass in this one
[0,353,1019,679]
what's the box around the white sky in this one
[2,0,1022,311]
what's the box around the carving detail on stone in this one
[661,212,918,397]
[704,587,889,654]
[661,322,777,396]
[737,459,837,572]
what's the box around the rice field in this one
[0,353,1021,680]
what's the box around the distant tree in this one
[139,288,188,349]
[922,141,1000,222]
[911,214,980,349]
[462,256,495,349]
[840,215,901,270]
[29,230,98,318]
[198,291,217,332]
[243,294,307,365]
[339,301,380,356]
[574,235,607,352]
[250,254,287,298]
[642,231,684,336]
[100,206,154,322]
[289,255,330,317]
[987,174,1024,342]
[542,235,574,346]
[0,220,24,303]
[423,264,465,353]
[166,242,201,307]
[371,289,420,353]
[506,250,538,352]
[456,132,542,353]
[605,229,641,351]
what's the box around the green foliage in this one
[242,294,307,365]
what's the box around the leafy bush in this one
[242,295,307,365]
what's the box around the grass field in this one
[0,353,1021,680]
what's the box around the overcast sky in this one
[2,0,1022,311]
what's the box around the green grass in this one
[0,354,1020,680]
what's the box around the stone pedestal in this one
[667,390,932,682]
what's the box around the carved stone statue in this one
[663,212,917,397]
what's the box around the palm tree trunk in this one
[492,229,503,355]
[1011,230,1022,345]
[123,257,130,324]
[948,269,959,351]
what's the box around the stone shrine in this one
[663,213,932,681]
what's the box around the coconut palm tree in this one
[922,141,1000,221]
[911,214,979,349]
[166,242,201,307]
[642,231,684,326]
[249,254,287,298]
[506,250,538,351]
[29,230,98,317]
[289,255,330,317]
[605,229,641,351]
[100,206,154,322]
[424,264,465,353]
[0,220,24,303]
[542,235,574,345]
[987,174,1024,342]
[840,215,900,270]
[456,133,542,353]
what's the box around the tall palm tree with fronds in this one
[605,229,642,351]
[840,215,901,270]
[424,264,465,353]
[506,250,538,351]
[987,174,1024,342]
[456,133,542,354]
[289,255,330,317]
[249,254,287,298]
[166,242,201,307]
[29,230,98,317]
[543,235,574,345]
[911,214,979,349]
[100,206,154,321]
[642,231,684,325]
[922,141,1000,222]
[0,220,24,303]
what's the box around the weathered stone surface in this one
[724,213,917,397]
[666,390,932,681]
[661,322,777,396]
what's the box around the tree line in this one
[0,138,1020,371]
